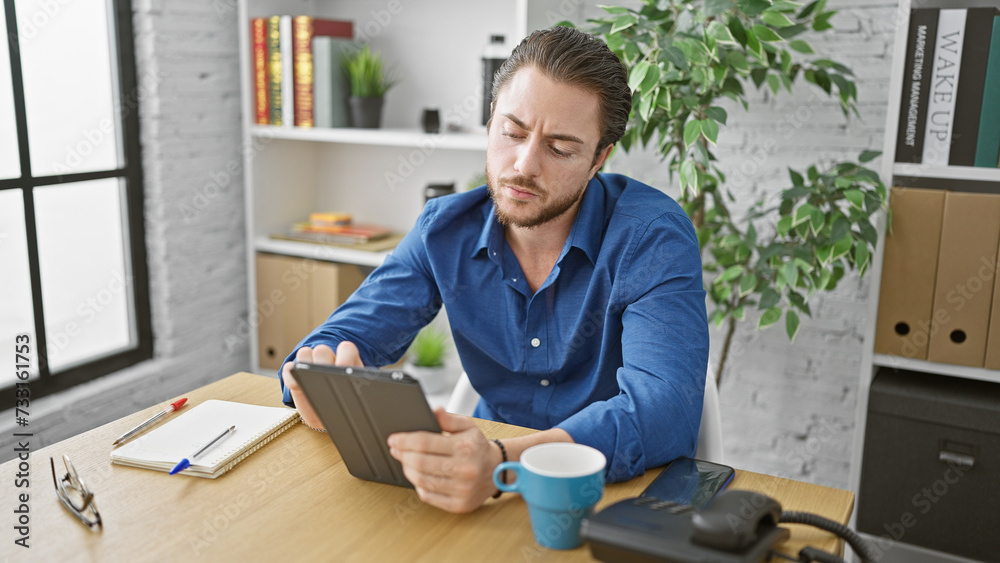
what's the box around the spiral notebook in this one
[110,399,301,479]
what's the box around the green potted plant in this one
[582,0,887,386]
[341,44,397,128]
[404,325,452,394]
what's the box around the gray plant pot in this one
[349,96,384,128]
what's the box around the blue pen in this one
[169,425,236,475]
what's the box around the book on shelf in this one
[251,18,269,125]
[266,16,283,125]
[949,8,1000,167]
[253,15,353,128]
[975,15,1000,168]
[922,9,966,166]
[289,221,392,243]
[895,8,938,164]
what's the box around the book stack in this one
[895,8,1000,168]
[251,16,354,128]
[271,212,400,248]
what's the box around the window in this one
[0,0,151,411]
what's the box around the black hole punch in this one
[950,330,967,344]
[894,322,910,336]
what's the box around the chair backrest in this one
[446,368,724,463]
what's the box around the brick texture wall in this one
[0,0,250,462]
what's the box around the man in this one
[280,26,708,513]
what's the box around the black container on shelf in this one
[481,35,508,126]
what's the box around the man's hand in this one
[281,341,364,430]
[388,407,504,513]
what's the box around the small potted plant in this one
[404,325,451,394]
[341,45,397,128]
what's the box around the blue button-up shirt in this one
[281,173,709,482]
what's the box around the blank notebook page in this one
[110,399,300,478]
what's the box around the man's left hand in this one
[388,407,502,513]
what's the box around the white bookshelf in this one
[236,0,584,374]
[848,1,1000,560]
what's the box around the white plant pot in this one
[403,363,451,395]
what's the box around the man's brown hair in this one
[489,26,632,154]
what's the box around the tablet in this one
[290,362,441,488]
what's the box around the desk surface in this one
[0,373,854,562]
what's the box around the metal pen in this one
[169,425,237,475]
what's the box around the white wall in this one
[1,0,899,492]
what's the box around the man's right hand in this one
[281,341,364,430]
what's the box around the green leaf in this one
[680,159,699,193]
[788,39,815,53]
[739,0,773,18]
[783,261,799,288]
[854,242,870,271]
[727,51,750,73]
[702,118,720,144]
[844,189,864,209]
[759,288,781,310]
[728,15,749,46]
[788,168,805,187]
[719,265,744,282]
[739,273,758,296]
[684,120,703,146]
[628,60,651,92]
[798,0,825,19]
[785,309,801,341]
[752,25,784,42]
[705,0,739,16]
[610,13,637,34]
[859,149,880,163]
[639,64,661,92]
[809,208,825,234]
[758,307,782,328]
[777,215,793,236]
[638,89,656,120]
[598,5,633,15]
[662,45,689,71]
[733,305,746,321]
[792,203,815,226]
[708,21,739,44]
[831,234,853,260]
[762,10,795,27]
[766,74,780,94]
[705,106,729,125]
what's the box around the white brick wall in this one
[2,0,899,493]
[0,1,250,461]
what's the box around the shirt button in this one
[530,338,541,348]
[540,379,550,387]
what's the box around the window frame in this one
[1,0,151,412]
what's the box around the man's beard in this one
[485,162,588,229]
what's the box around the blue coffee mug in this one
[493,443,606,549]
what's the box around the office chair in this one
[445,367,725,463]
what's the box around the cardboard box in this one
[256,253,365,370]
[873,188,946,360]
[927,192,1000,367]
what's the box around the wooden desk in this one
[0,373,854,562]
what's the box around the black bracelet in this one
[492,439,507,499]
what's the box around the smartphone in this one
[639,457,735,508]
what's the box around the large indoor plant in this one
[341,44,397,128]
[583,0,887,386]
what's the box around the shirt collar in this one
[472,175,607,265]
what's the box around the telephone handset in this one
[581,489,878,563]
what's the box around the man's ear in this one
[589,144,615,177]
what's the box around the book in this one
[895,9,938,164]
[267,15,282,125]
[293,16,314,127]
[949,8,1000,166]
[922,9,966,166]
[280,15,294,127]
[290,221,392,242]
[975,16,1000,168]
[292,17,354,128]
[313,35,353,128]
[110,400,300,479]
[252,18,269,125]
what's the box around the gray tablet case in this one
[290,362,441,488]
